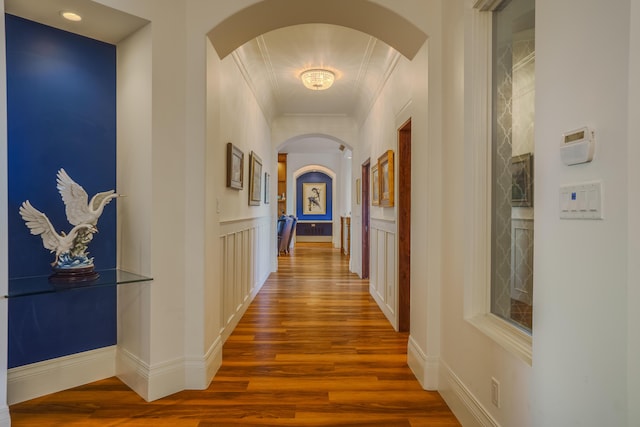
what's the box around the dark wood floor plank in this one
[10,242,460,426]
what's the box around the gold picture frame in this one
[371,163,379,206]
[355,178,361,205]
[226,142,244,190]
[249,151,262,206]
[378,150,394,207]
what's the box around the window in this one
[465,0,535,364]
[490,0,535,333]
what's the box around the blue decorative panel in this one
[6,14,117,367]
[296,172,333,221]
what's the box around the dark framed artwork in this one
[249,151,262,206]
[226,142,244,190]
[371,163,379,206]
[512,153,533,207]
[378,150,394,207]
[264,172,270,204]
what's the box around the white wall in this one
[533,0,631,425]
[628,2,640,425]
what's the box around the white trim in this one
[116,348,185,402]
[469,314,532,365]
[440,360,501,427]
[463,2,533,366]
[184,336,222,390]
[407,335,439,390]
[0,407,9,427]
[7,346,116,405]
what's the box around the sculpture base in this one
[49,266,99,284]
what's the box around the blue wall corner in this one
[6,14,118,367]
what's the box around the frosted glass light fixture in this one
[300,69,335,91]
[60,11,82,21]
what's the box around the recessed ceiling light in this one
[60,11,82,22]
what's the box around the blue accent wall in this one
[296,172,333,221]
[6,14,117,368]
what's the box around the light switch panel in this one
[559,182,603,219]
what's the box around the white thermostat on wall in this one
[561,126,595,166]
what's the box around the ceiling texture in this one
[5,1,404,155]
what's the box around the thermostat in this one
[561,127,595,165]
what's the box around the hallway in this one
[9,243,459,426]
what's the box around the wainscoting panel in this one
[369,219,397,329]
[219,217,271,342]
[510,218,533,305]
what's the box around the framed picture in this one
[378,150,394,207]
[302,182,326,215]
[355,178,361,205]
[371,163,379,206]
[226,142,244,190]
[249,151,262,206]
[512,153,533,207]
[264,172,270,204]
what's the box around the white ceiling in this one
[233,23,400,123]
[4,2,400,154]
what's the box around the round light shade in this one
[300,69,335,91]
[60,11,82,21]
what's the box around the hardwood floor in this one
[10,242,460,426]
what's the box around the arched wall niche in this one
[207,0,427,60]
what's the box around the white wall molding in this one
[116,348,185,402]
[439,360,500,427]
[184,336,223,390]
[407,335,439,390]
[219,216,271,342]
[0,407,9,427]
[369,221,397,329]
[8,346,116,405]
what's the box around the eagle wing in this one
[19,201,61,252]
[56,168,91,225]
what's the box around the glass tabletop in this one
[4,269,152,298]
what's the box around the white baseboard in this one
[0,406,10,427]
[184,337,223,390]
[7,346,116,405]
[116,348,184,402]
[439,360,500,427]
[406,335,439,390]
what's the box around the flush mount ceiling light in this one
[60,11,82,22]
[300,69,335,91]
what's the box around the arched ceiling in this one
[211,0,428,123]
[233,23,402,120]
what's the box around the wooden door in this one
[361,160,370,279]
[398,119,411,332]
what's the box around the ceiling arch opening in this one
[277,133,353,155]
[207,0,427,61]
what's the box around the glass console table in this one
[4,269,152,298]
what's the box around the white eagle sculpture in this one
[56,168,119,226]
[19,200,98,267]
[19,168,119,272]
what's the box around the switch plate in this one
[559,181,603,219]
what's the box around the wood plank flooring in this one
[9,242,460,426]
